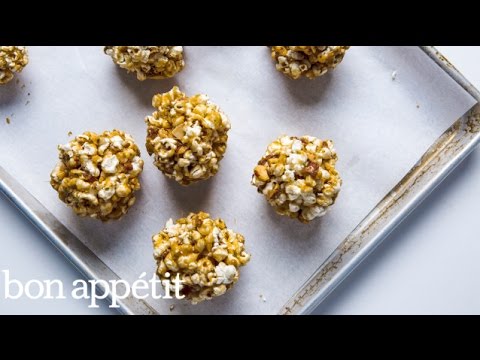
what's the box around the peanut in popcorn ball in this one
[153,212,251,304]
[252,135,341,223]
[271,46,349,80]
[145,86,231,186]
[104,46,184,81]
[50,130,144,221]
[0,46,29,85]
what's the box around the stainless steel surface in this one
[1,46,478,315]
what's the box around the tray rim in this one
[0,46,478,315]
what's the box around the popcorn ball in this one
[50,130,144,221]
[0,46,29,85]
[145,86,231,186]
[252,136,341,223]
[153,212,251,304]
[104,46,184,81]
[271,46,349,79]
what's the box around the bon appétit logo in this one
[1,270,184,308]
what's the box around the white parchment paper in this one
[0,47,475,314]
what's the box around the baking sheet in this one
[0,46,475,314]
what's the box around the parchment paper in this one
[0,47,475,314]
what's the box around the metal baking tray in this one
[1,46,479,314]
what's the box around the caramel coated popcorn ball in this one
[0,46,29,85]
[104,46,184,81]
[50,130,144,221]
[145,86,230,185]
[271,46,349,79]
[153,212,251,304]
[252,135,341,223]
